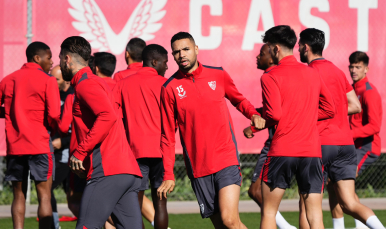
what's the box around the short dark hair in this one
[142,44,168,63]
[60,36,91,62]
[26,41,50,62]
[171,32,195,46]
[349,51,369,66]
[262,25,297,49]
[93,52,117,77]
[126,38,146,62]
[299,28,325,55]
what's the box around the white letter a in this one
[242,0,275,50]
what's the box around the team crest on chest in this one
[208,81,216,90]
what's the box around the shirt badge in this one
[208,81,216,90]
[176,85,187,99]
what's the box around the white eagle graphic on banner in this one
[68,0,167,55]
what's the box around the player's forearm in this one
[352,123,380,139]
[235,99,260,119]
[74,114,116,160]
[161,144,175,181]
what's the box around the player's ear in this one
[32,54,41,64]
[364,65,369,74]
[125,51,130,60]
[195,45,199,55]
[152,59,158,67]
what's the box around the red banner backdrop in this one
[1,0,385,156]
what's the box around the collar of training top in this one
[177,61,203,79]
[264,65,276,73]
[71,66,93,87]
[137,66,158,75]
[22,62,44,71]
[277,55,297,65]
[354,75,369,88]
[127,62,143,70]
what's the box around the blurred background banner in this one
[0,0,385,157]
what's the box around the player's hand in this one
[251,114,266,130]
[157,180,175,200]
[243,126,254,138]
[52,138,62,150]
[69,155,86,177]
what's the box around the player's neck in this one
[278,50,293,62]
[61,83,71,92]
[308,54,323,64]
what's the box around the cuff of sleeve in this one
[250,112,261,119]
[163,173,175,181]
[250,125,261,133]
[72,150,86,161]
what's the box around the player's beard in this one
[179,57,197,73]
[299,48,308,63]
[61,62,74,82]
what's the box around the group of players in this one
[0,24,383,229]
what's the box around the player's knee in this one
[339,201,357,214]
[248,185,262,203]
[221,215,239,228]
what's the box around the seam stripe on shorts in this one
[47,153,53,180]
[358,151,371,172]
[262,157,271,183]
[321,162,325,193]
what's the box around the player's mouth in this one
[180,59,189,66]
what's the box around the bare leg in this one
[11,181,28,229]
[261,182,285,229]
[301,193,324,229]
[35,176,53,229]
[152,188,168,229]
[299,194,310,229]
[66,189,82,217]
[334,180,375,223]
[327,182,343,219]
[248,178,262,206]
[142,195,155,224]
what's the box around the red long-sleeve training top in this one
[4,63,61,155]
[113,62,142,82]
[349,76,382,156]
[161,62,259,181]
[0,73,15,153]
[70,67,141,180]
[114,67,166,159]
[102,77,116,91]
[58,93,78,157]
[309,58,354,145]
[261,56,335,158]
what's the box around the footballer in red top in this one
[298,29,384,229]
[113,38,146,82]
[2,42,60,229]
[92,52,117,90]
[114,44,169,229]
[158,32,265,227]
[59,36,142,229]
[259,26,335,229]
[243,44,296,229]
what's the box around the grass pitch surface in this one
[0,210,385,228]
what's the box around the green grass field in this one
[0,210,385,229]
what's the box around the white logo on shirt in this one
[208,81,216,90]
[176,85,187,99]
[200,203,205,214]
